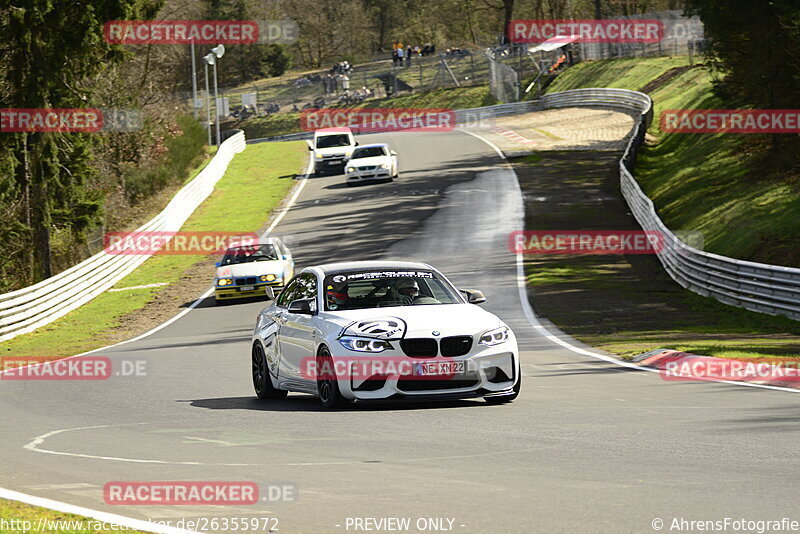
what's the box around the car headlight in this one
[217,278,233,286]
[378,163,388,169]
[315,153,323,159]
[479,326,509,346]
[260,274,277,282]
[346,166,356,173]
[339,337,393,353]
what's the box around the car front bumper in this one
[331,348,519,401]
[316,158,347,171]
[215,281,282,301]
[346,168,392,182]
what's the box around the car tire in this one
[484,375,521,404]
[252,341,287,400]
[316,345,346,409]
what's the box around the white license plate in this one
[240,285,255,291]
[414,361,465,376]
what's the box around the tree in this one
[481,0,516,44]
[205,0,292,83]
[2,0,160,280]
[685,0,800,163]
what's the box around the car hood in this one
[216,261,283,278]
[322,303,503,338]
[349,156,388,167]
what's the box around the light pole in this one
[190,39,198,120]
[209,44,225,146]
[203,53,213,146]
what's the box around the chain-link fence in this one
[487,50,521,103]
[195,50,492,119]
[577,11,704,60]
[486,11,705,103]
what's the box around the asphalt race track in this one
[1,129,798,534]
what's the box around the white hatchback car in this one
[250,261,521,408]
[345,143,398,185]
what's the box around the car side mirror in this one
[306,140,313,150]
[390,150,397,156]
[288,298,315,314]
[461,289,486,304]
[354,141,359,146]
[215,261,220,267]
[264,287,275,300]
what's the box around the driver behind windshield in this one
[326,283,350,310]
[392,278,420,305]
[221,244,278,265]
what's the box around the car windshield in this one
[351,146,386,159]
[220,244,279,265]
[323,270,463,311]
[316,134,351,148]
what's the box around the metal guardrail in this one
[246,101,546,144]
[0,132,247,342]
[549,89,800,321]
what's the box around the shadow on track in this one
[181,395,484,413]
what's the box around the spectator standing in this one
[396,45,405,66]
[406,45,413,66]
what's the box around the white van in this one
[308,127,357,175]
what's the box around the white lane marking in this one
[0,486,199,534]
[458,128,800,394]
[182,436,239,447]
[107,283,169,292]
[23,425,262,466]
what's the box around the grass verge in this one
[636,68,800,266]
[0,141,306,360]
[545,56,695,93]
[518,56,800,360]
[514,150,800,361]
[0,498,150,534]
[546,56,800,266]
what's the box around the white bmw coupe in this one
[250,261,520,408]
